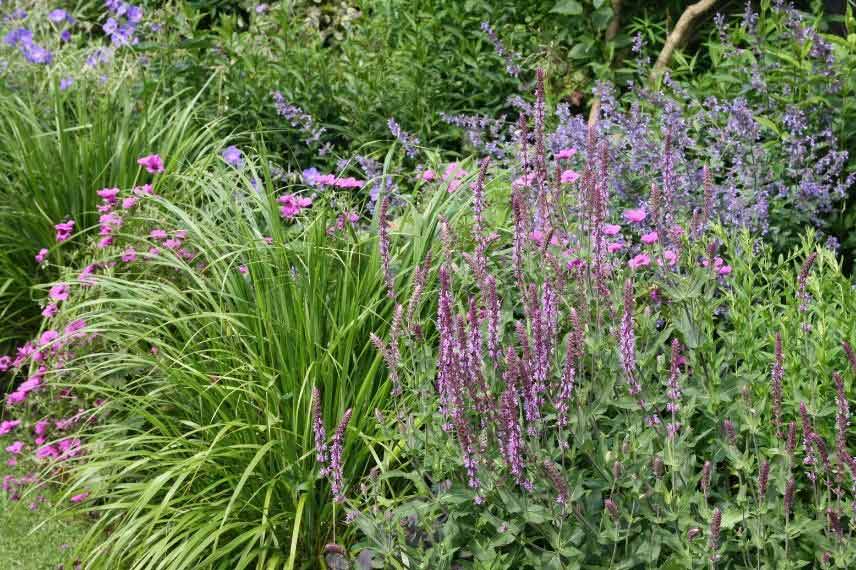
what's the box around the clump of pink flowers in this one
[278,194,313,219]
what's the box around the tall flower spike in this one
[557,330,577,429]
[701,460,712,499]
[472,156,492,280]
[771,332,784,437]
[485,275,501,363]
[786,421,797,458]
[783,477,796,516]
[666,338,682,438]
[543,460,570,506]
[834,372,850,461]
[618,279,640,397]
[758,460,770,500]
[796,252,818,313]
[843,340,856,374]
[709,508,722,559]
[329,408,352,503]
[312,387,328,474]
[378,196,394,298]
[406,252,432,325]
[700,164,714,234]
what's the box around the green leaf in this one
[551,0,583,15]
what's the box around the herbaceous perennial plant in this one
[354,72,856,569]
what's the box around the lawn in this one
[1,462,88,570]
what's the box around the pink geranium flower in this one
[556,147,577,160]
[5,441,24,454]
[658,249,678,267]
[719,265,732,275]
[623,208,647,223]
[35,248,49,265]
[607,241,624,253]
[150,229,168,240]
[641,231,659,244]
[628,253,651,269]
[278,194,313,219]
[602,224,621,236]
[35,444,58,459]
[137,154,164,173]
[70,492,89,503]
[121,247,137,263]
[97,187,120,204]
[560,170,580,184]
[421,169,435,182]
[49,283,70,301]
[39,330,59,347]
[42,303,58,318]
[334,177,364,189]
[55,219,75,242]
[0,420,21,435]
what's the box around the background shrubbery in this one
[1,0,855,568]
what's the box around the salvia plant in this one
[352,74,856,569]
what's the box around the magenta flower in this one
[421,169,436,182]
[49,283,70,301]
[0,420,21,435]
[5,441,24,454]
[34,420,49,437]
[718,265,732,275]
[137,154,164,173]
[35,248,49,265]
[78,264,96,285]
[623,208,646,223]
[39,330,59,347]
[658,249,677,267]
[122,196,138,210]
[628,253,651,269]
[97,187,120,204]
[560,169,580,184]
[555,147,577,159]
[40,304,56,318]
[55,219,75,242]
[278,194,312,219]
[334,177,364,189]
[641,231,658,244]
[150,229,168,240]
[70,492,89,503]
[607,242,624,253]
[120,247,137,263]
[602,224,621,236]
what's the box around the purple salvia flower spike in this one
[329,408,352,503]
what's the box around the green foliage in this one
[0,81,219,349]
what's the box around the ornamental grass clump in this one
[354,75,856,568]
[0,144,467,567]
